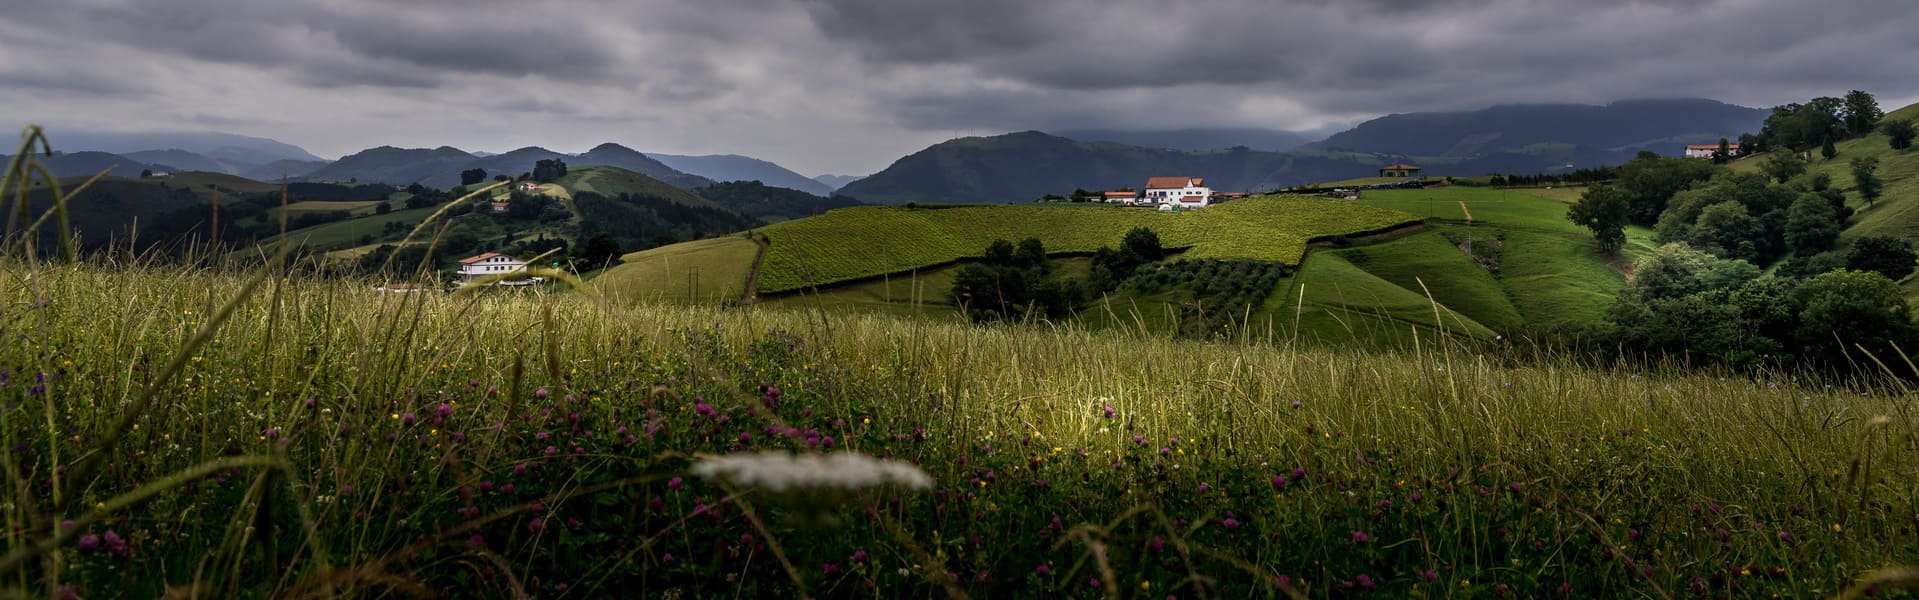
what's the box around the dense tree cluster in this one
[950,238,1086,322]
[1562,244,1918,370]
[531,159,568,183]
[1748,90,1883,154]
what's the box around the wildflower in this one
[690,451,934,492]
[1291,400,1301,409]
[535,388,549,398]
[852,550,869,564]
[78,534,100,552]
[822,563,841,575]
[1422,569,1437,581]
[667,477,684,491]
[1356,574,1375,590]
[1088,577,1100,588]
[1272,475,1288,490]
[1351,531,1370,543]
[468,534,485,547]
[1036,564,1051,574]
[1102,405,1115,419]
[1221,517,1239,530]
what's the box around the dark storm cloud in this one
[798,0,1919,129]
[0,0,1913,174]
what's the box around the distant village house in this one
[1378,163,1422,178]
[490,200,510,214]
[1102,190,1138,203]
[1683,143,1738,159]
[456,252,540,286]
[1143,176,1213,208]
[519,181,541,192]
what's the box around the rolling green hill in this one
[590,236,764,305]
[754,196,1419,294]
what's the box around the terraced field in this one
[755,196,1418,293]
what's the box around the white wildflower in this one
[692,451,934,492]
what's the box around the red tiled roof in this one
[459,252,505,265]
[1146,176,1196,189]
[1685,144,1739,150]
[1380,163,1422,171]
[1103,191,1134,197]
[1179,194,1206,202]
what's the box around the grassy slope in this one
[754,197,1418,294]
[1349,187,1635,325]
[590,236,761,304]
[263,207,437,250]
[7,261,1916,597]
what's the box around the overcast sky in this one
[2,0,1915,175]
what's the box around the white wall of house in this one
[1143,180,1212,207]
[457,255,527,283]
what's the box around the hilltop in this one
[649,153,836,196]
[1306,98,1766,158]
[298,143,713,190]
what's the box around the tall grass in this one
[1,130,1917,598]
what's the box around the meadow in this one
[2,255,1917,598]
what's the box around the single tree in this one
[1851,157,1882,206]
[1013,237,1048,270]
[1762,151,1806,183]
[139,169,153,178]
[461,168,488,186]
[1712,138,1732,164]
[1842,90,1883,135]
[1783,194,1840,255]
[580,233,624,269]
[1567,183,1631,253]
[983,239,1016,266]
[375,201,391,215]
[1884,119,1916,150]
[1845,236,1917,281]
[1120,227,1165,262]
[1820,137,1837,161]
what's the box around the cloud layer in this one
[0,0,1913,174]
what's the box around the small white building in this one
[456,252,537,286]
[1142,177,1212,207]
[1683,143,1738,159]
[1101,190,1137,203]
[519,181,541,192]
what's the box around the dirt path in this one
[737,233,769,305]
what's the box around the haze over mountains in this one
[19,97,1768,206]
[839,99,1769,204]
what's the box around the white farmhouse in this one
[456,252,537,286]
[1683,143,1738,159]
[1142,177,1212,207]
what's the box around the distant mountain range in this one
[298,143,715,190]
[41,128,325,167]
[1054,128,1323,152]
[839,98,1768,204]
[1305,98,1765,157]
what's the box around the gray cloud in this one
[0,0,1912,175]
